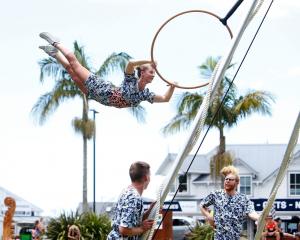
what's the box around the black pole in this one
[220,0,244,26]
[90,109,98,213]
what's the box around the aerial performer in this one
[39,32,176,108]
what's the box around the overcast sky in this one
[0,0,299,216]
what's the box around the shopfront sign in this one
[252,198,300,211]
[144,201,182,211]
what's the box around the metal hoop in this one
[151,10,233,89]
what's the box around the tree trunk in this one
[218,126,226,154]
[82,95,89,213]
[82,134,88,212]
[210,126,232,186]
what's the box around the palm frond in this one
[72,117,95,139]
[73,41,91,70]
[38,58,66,83]
[127,105,147,123]
[31,79,82,125]
[162,113,192,136]
[31,92,55,125]
[96,52,132,77]
[199,56,235,80]
[210,151,233,181]
[235,90,275,117]
[162,92,204,136]
[177,92,204,114]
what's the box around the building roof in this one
[156,144,300,182]
[0,186,43,216]
[226,144,300,181]
[156,153,209,175]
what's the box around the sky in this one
[0,0,299,216]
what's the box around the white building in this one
[0,186,43,238]
[156,144,300,237]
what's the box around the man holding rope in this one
[107,161,155,240]
[200,165,260,240]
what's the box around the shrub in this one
[46,211,112,240]
[80,212,111,240]
[47,211,81,240]
[186,223,214,240]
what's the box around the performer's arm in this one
[200,206,214,226]
[119,219,154,236]
[153,84,176,103]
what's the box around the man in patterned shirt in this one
[200,165,260,240]
[39,32,176,108]
[107,161,155,240]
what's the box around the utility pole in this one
[90,109,98,213]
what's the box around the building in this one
[77,201,115,218]
[156,144,300,237]
[0,186,43,238]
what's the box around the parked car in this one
[173,216,197,240]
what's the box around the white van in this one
[172,216,197,240]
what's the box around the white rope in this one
[141,52,223,240]
[249,0,266,23]
[187,61,220,153]
[254,112,300,240]
[141,49,220,240]
[141,183,164,240]
[141,66,218,240]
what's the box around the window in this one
[170,174,188,194]
[239,175,252,195]
[289,172,300,196]
[178,174,187,193]
[173,219,190,226]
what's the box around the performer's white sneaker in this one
[39,45,58,57]
[39,32,60,46]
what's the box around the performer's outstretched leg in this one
[39,32,89,94]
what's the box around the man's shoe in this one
[39,32,60,46]
[39,45,58,57]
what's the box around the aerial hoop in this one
[151,10,233,89]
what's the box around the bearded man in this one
[200,165,260,240]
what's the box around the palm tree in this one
[32,41,133,212]
[162,56,275,181]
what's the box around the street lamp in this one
[90,109,98,213]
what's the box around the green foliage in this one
[210,151,233,181]
[72,118,95,139]
[47,211,81,240]
[80,212,112,240]
[187,223,214,240]
[163,56,274,138]
[46,211,112,240]
[162,56,275,179]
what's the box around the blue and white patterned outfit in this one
[200,190,255,240]
[85,72,155,108]
[107,186,144,240]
